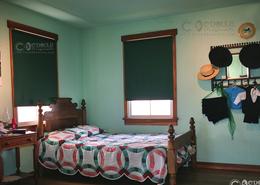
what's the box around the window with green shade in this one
[121,29,178,125]
[7,20,58,123]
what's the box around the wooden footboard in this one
[167,117,196,185]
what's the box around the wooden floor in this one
[9,168,260,185]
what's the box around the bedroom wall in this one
[0,1,84,174]
[82,3,260,165]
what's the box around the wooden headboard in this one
[37,98,86,138]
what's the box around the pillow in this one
[42,130,76,142]
[66,125,103,137]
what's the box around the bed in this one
[37,98,196,185]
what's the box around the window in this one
[121,29,177,125]
[7,20,58,123]
[128,100,173,118]
[17,106,51,123]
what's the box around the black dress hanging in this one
[241,86,260,123]
[202,96,229,124]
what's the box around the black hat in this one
[239,43,260,69]
[209,46,232,67]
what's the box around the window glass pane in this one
[130,100,150,116]
[129,100,172,117]
[17,106,51,122]
[17,106,37,122]
[151,100,172,116]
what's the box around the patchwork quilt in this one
[38,125,191,184]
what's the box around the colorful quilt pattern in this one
[38,126,191,184]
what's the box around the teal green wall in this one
[0,1,83,174]
[82,3,260,165]
[1,0,260,176]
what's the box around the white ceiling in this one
[4,0,259,28]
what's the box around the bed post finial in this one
[37,102,44,139]
[81,99,87,125]
[189,117,197,168]
[81,99,86,110]
[168,124,175,140]
[168,124,176,185]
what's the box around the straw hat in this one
[197,64,220,80]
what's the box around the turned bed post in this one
[189,117,197,168]
[167,124,176,185]
[37,103,44,139]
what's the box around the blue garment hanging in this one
[224,86,245,109]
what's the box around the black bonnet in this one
[209,46,232,67]
[239,43,260,69]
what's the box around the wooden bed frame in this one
[37,98,196,185]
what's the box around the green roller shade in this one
[123,36,173,100]
[12,30,58,106]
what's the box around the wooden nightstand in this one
[0,131,37,184]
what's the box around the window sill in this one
[18,121,37,131]
[123,117,178,125]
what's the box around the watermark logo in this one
[242,180,248,185]
[15,41,55,54]
[230,179,241,185]
[230,179,260,185]
[181,19,235,35]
